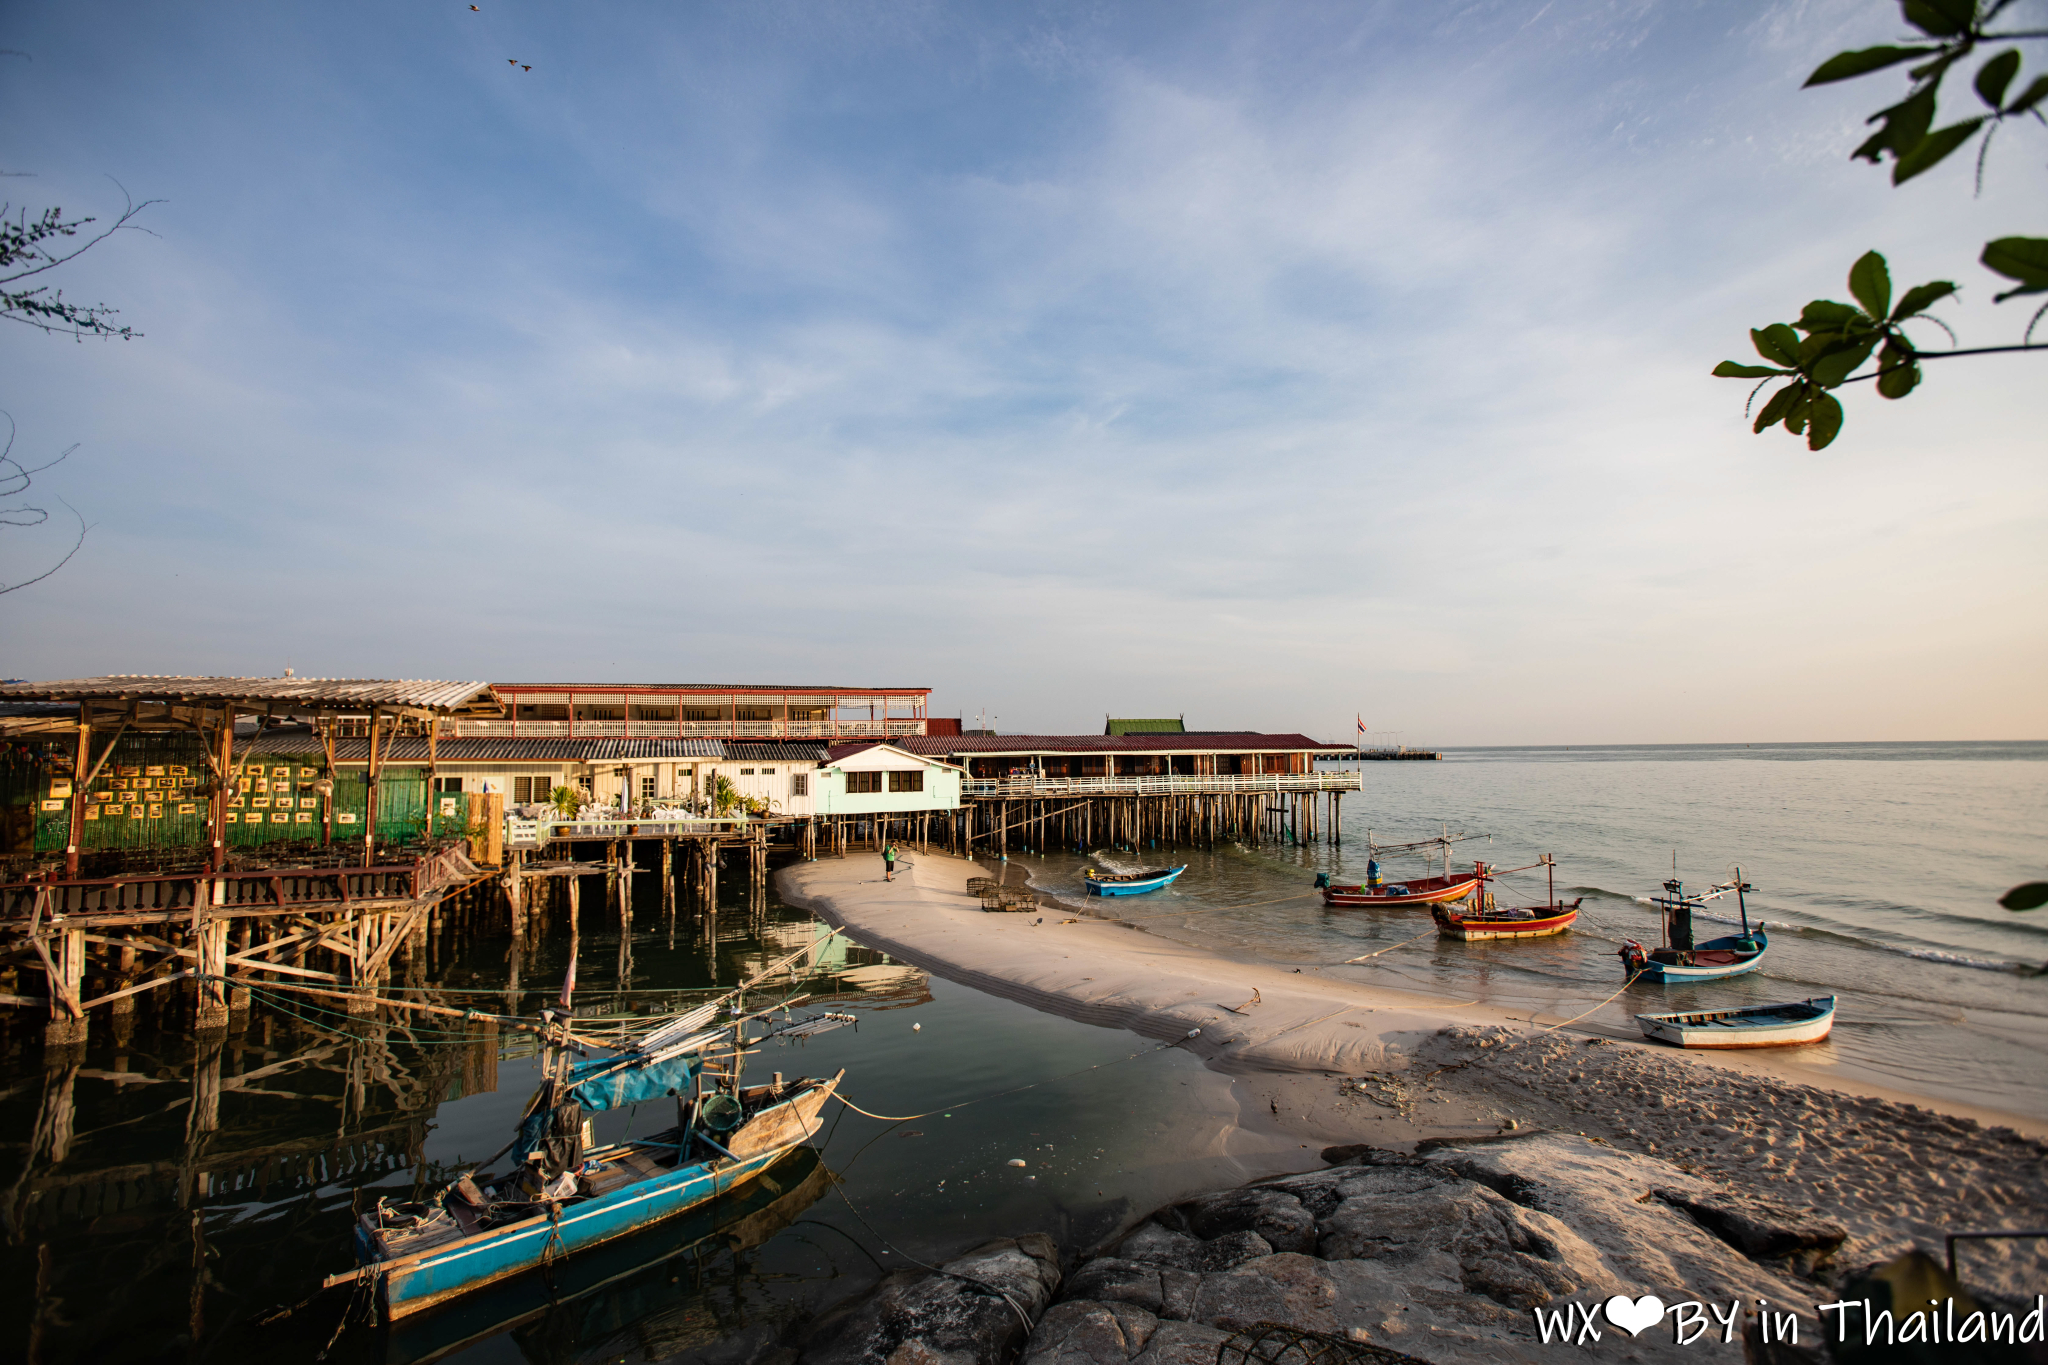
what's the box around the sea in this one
[1031,740,2048,1120]
[3,739,2041,1362]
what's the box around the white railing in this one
[452,718,926,740]
[961,772,1363,799]
[507,815,767,846]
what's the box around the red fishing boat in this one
[1320,828,1482,908]
[1324,872,1480,908]
[1433,856,1580,940]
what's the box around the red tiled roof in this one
[896,733,1345,755]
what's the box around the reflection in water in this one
[2,875,1257,1365]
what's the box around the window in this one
[684,708,721,722]
[846,771,883,794]
[737,707,772,722]
[629,706,676,720]
[436,777,464,793]
[792,774,808,797]
[514,776,555,803]
[640,776,657,799]
[575,706,622,721]
[889,770,924,793]
[739,768,755,776]
[518,703,569,720]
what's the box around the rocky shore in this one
[776,851,2048,1357]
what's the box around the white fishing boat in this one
[1634,995,1836,1049]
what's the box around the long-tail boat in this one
[325,935,856,1321]
[1433,855,1581,940]
[1321,827,1483,908]
[1617,865,1769,983]
[1083,865,1187,896]
[1635,995,1835,1048]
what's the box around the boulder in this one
[1653,1187,1848,1264]
[1112,1222,1203,1271]
[1126,1320,1233,1365]
[1061,1258,1201,1320]
[797,1235,1061,1365]
[1022,1302,1133,1365]
[1187,1252,1339,1333]
[1170,1189,1317,1254]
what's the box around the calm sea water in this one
[1013,740,2048,1119]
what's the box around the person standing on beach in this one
[884,842,898,882]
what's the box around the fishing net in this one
[1215,1321,1438,1365]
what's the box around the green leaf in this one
[1805,45,1933,86]
[1796,298,1865,334]
[2008,74,2048,114]
[2001,882,2048,911]
[1753,381,1802,433]
[1811,336,1879,388]
[1855,87,1937,165]
[1891,279,1958,319]
[1752,324,1801,367]
[1974,49,2021,108]
[1848,251,1892,320]
[1982,236,2048,300]
[1902,0,1974,38]
[1875,345,1922,398]
[1893,117,1985,182]
[1806,390,1845,450]
[1714,361,1786,379]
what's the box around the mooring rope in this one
[1340,925,1438,963]
[1518,970,1646,1040]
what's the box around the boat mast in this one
[1735,865,1750,935]
[1545,853,1554,910]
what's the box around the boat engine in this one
[1618,940,1648,975]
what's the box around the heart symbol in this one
[1604,1295,1666,1337]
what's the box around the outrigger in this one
[1618,864,1768,984]
[1433,855,1581,940]
[325,934,857,1321]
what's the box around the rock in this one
[1126,1320,1233,1365]
[1188,1252,1339,1333]
[1112,1221,1203,1270]
[1022,1302,1131,1365]
[1653,1187,1848,1263]
[1061,1258,1200,1320]
[1104,1303,1158,1355]
[1172,1189,1317,1254]
[798,1235,1062,1365]
[1192,1230,1273,1273]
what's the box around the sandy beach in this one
[781,850,2048,1299]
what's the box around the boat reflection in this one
[386,1145,837,1365]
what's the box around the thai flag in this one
[1357,715,1367,737]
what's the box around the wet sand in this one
[781,851,2048,1293]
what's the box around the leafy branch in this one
[0,186,158,340]
[1716,0,2046,448]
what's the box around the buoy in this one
[912,1023,921,1032]
[1007,1159,1027,1167]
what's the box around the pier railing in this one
[961,772,1362,799]
[509,815,776,846]
[452,719,924,740]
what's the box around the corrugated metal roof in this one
[723,742,829,762]
[897,733,1347,756]
[235,732,724,762]
[0,675,503,714]
[494,682,930,694]
[1106,718,1186,735]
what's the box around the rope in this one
[1520,970,1646,1039]
[1340,925,1437,963]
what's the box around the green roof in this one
[1105,717,1185,735]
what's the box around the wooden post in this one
[41,928,88,1047]
[64,707,90,878]
[661,838,674,922]
[568,874,581,950]
[194,918,230,1032]
[363,710,383,866]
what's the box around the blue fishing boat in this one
[1083,865,1187,897]
[1618,865,1770,983]
[325,938,855,1322]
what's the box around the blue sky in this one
[3,0,2042,742]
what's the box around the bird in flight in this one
[521,64,531,71]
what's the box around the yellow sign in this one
[49,780,72,798]
[84,807,99,821]
[226,812,239,823]
[39,799,64,812]
[270,812,289,823]
[177,803,197,815]
[170,765,189,776]
[145,766,166,777]
[128,806,144,820]
[148,804,164,818]
[295,811,313,823]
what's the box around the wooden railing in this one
[961,772,1363,799]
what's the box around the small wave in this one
[1626,899,2031,973]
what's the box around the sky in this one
[2,0,2043,745]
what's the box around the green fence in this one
[23,732,471,854]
